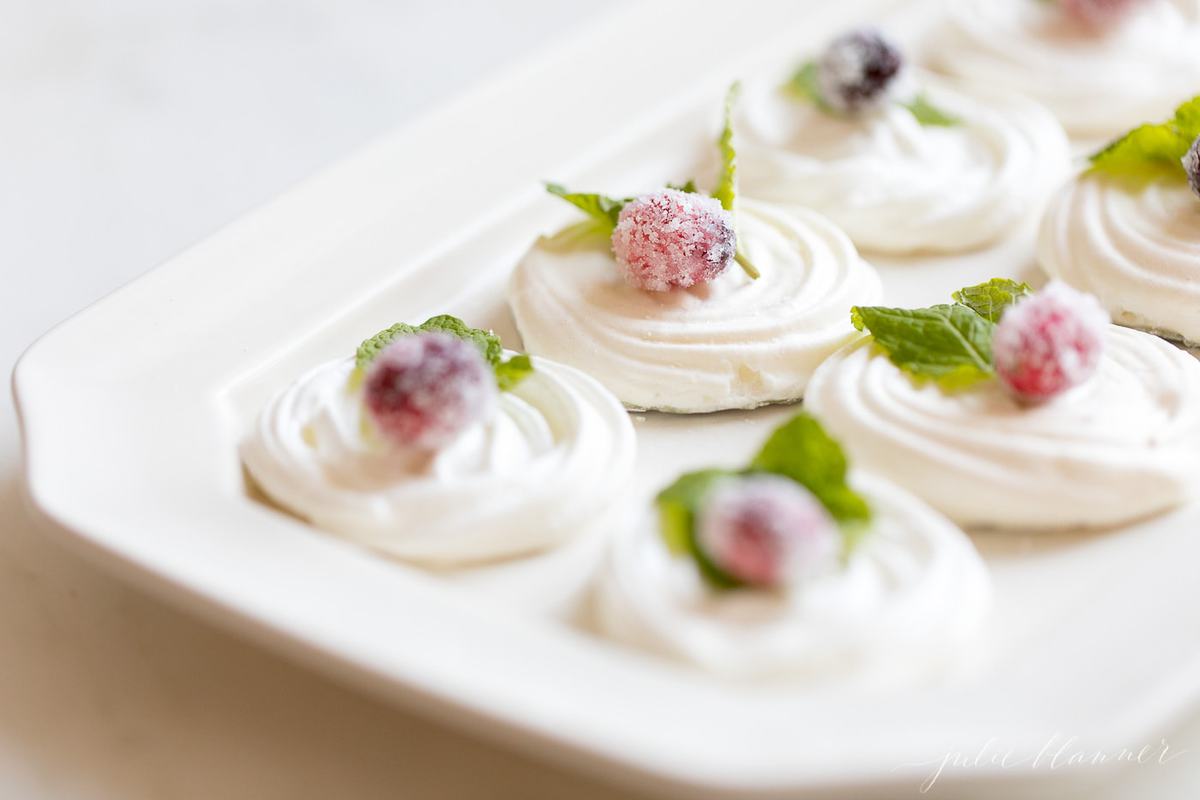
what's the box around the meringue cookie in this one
[508,200,882,413]
[805,327,1200,529]
[595,473,990,683]
[737,72,1069,254]
[242,354,635,613]
[925,0,1200,141]
[1038,172,1200,344]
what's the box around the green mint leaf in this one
[748,412,872,528]
[951,278,1032,323]
[851,304,995,389]
[712,82,740,212]
[351,314,532,391]
[655,413,875,589]
[1089,124,1193,179]
[655,468,744,589]
[711,82,760,281]
[494,353,534,392]
[1090,95,1200,180]
[667,179,699,193]
[1173,96,1200,135]
[544,182,630,231]
[784,61,824,106]
[536,218,612,252]
[411,314,503,364]
[900,93,961,127]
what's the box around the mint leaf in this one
[749,412,872,527]
[656,468,734,555]
[667,179,699,193]
[784,61,824,106]
[655,468,744,589]
[654,412,874,589]
[712,82,760,281]
[900,93,960,127]
[544,182,630,231]
[851,304,995,389]
[494,353,533,392]
[1089,124,1193,179]
[1090,95,1200,180]
[351,314,532,391]
[1173,96,1200,134]
[713,82,740,212]
[952,278,1032,323]
[411,314,502,364]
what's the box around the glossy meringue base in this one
[924,0,1200,141]
[508,200,882,413]
[737,72,1069,255]
[806,329,1200,530]
[241,353,636,615]
[594,473,990,683]
[1038,173,1200,345]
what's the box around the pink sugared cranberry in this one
[817,28,904,114]
[363,332,496,450]
[1062,0,1147,28]
[992,281,1109,403]
[697,475,839,589]
[610,189,736,292]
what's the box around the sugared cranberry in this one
[817,28,903,114]
[992,281,1109,403]
[697,475,839,589]
[1183,135,1200,200]
[363,332,496,450]
[1062,0,1147,29]
[610,189,736,292]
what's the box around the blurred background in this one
[1,2,1198,798]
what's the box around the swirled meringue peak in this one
[508,200,881,412]
[737,67,1068,255]
[241,321,635,616]
[924,0,1200,141]
[1039,172,1200,344]
[806,325,1200,530]
[594,414,990,683]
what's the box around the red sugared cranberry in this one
[992,281,1109,403]
[817,28,904,114]
[610,189,736,292]
[363,332,496,450]
[697,475,839,589]
[1062,0,1147,28]
[1184,135,1200,200]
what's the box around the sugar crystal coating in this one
[817,28,903,114]
[697,475,839,589]
[1183,135,1200,200]
[610,189,736,292]
[364,332,496,450]
[992,281,1109,403]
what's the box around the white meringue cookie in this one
[508,200,881,413]
[805,327,1200,530]
[737,71,1069,254]
[925,0,1200,141]
[1038,172,1200,344]
[241,353,635,614]
[595,473,990,683]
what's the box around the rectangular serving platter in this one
[14,1,1200,797]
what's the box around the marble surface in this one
[1,1,1198,797]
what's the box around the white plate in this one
[14,1,1200,797]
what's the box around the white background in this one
[1,1,1198,797]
